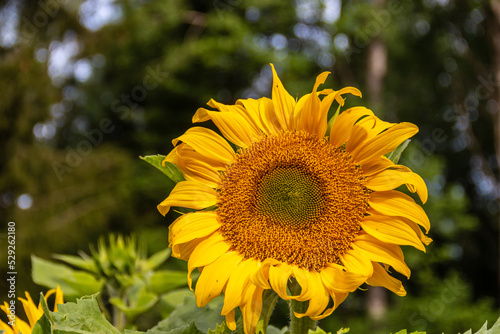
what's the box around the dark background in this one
[0,0,499,332]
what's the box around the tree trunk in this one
[365,2,388,322]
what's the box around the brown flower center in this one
[217,131,370,271]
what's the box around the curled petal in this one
[366,262,406,296]
[369,190,430,232]
[366,168,428,204]
[361,215,427,251]
[352,233,411,278]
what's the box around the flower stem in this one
[289,280,316,334]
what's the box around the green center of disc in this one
[256,167,324,229]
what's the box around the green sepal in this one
[385,139,411,164]
[325,105,342,137]
[140,155,185,183]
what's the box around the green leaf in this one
[308,327,331,334]
[158,288,194,318]
[336,329,350,334]
[126,322,204,334]
[385,139,411,164]
[393,330,425,334]
[32,255,104,298]
[460,316,500,334]
[50,294,121,334]
[149,270,188,294]
[38,292,55,324]
[255,290,279,334]
[109,282,159,320]
[267,326,289,334]
[152,294,224,333]
[140,155,185,183]
[53,253,97,273]
[207,322,233,334]
[32,313,53,334]
[158,322,203,334]
[143,248,172,272]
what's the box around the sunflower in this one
[158,64,431,333]
[0,287,63,334]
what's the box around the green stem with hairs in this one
[289,280,317,334]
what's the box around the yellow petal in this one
[195,252,242,307]
[369,190,430,232]
[237,97,281,135]
[366,168,428,204]
[329,107,375,147]
[169,212,220,245]
[225,309,236,331]
[294,71,330,136]
[172,127,234,165]
[19,292,42,327]
[293,270,329,318]
[173,144,223,189]
[361,215,426,251]
[157,180,217,216]
[270,64,295,130]
[14,318,31,334]
[352,233,411,278]
[54,286,64,312]
[250,259,276,290]
[340,249,373,277]
[240,284,264,334]
[193,100,262,148]
[221,258,258,315]
[351,122,419,164]
[0,320,15,334]
[268,263,294,300]
[320,263,367,293]
[187,233,230,289]
[366,262,406,296]
[361,156,394,176]
[309,290,349,321]
[171,236,207,261]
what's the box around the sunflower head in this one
[157,64,431,334]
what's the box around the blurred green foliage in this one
[0,0,499,333]
[31,234,188,330]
